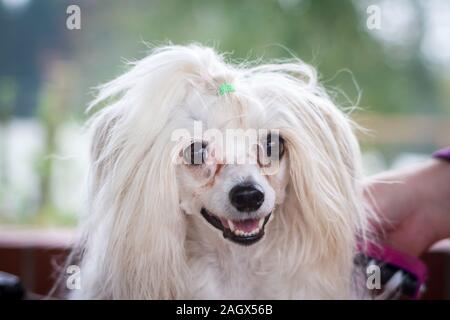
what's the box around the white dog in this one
[69,44,374,299]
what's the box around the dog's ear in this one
[252,63,368,297]
[283,99,365,297]
[76,45,230,299]
[87,110,122,194]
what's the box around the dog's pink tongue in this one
[233,219,259,232]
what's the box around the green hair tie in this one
[218,83,235,96]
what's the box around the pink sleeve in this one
[433,147,450,161]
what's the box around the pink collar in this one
[359,242,428,299]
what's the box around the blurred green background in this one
[0,0,449,226]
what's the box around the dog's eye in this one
[265,133,285,161]
[183,141,207,165]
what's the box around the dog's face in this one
[174,95,290,246]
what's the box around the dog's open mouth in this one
[200,208,271,246]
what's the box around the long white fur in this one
[70,44,373,299]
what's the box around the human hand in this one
[364,159,450,257]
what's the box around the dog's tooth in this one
[228,220,235,232]
[258,218,265,228]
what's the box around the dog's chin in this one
[200,208,271,246]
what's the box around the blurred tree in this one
[0,0,447,118]
[73,0,445,116]
[0,0,73,117]
[35,61,74,213]
[0,77,17,185]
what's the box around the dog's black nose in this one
[229,183,265,212]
